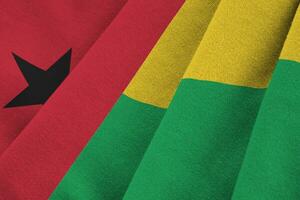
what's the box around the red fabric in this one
[0,0,127,153]
[0,1,183,199]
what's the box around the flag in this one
[0,1,183,199]
[1,0,300,199]
[50,1,220,199]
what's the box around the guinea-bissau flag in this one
[1,0,300,199]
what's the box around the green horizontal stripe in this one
[232,59,300,199]
[123,79,265,200]
[50,95,165,200]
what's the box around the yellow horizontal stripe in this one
[184,0,298,88]
[280,5,300,62]
[124,0,220,108]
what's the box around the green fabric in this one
[232,60,300,199]
[123,79,265,200]
[50,95,165,200]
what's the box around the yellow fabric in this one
[184,0,298,88]
[124,0,220,108]
[280,6,300,62]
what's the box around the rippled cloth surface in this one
[1,0,300,199]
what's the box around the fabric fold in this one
[232,4,300,199]
[122,0,299,199]
[1,1,300,199]
[49,1,220,199]
[0,0,127,154]
[0,1,182,199]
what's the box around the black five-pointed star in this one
[5,49,72,108]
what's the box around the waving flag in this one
[1,0,300,200]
